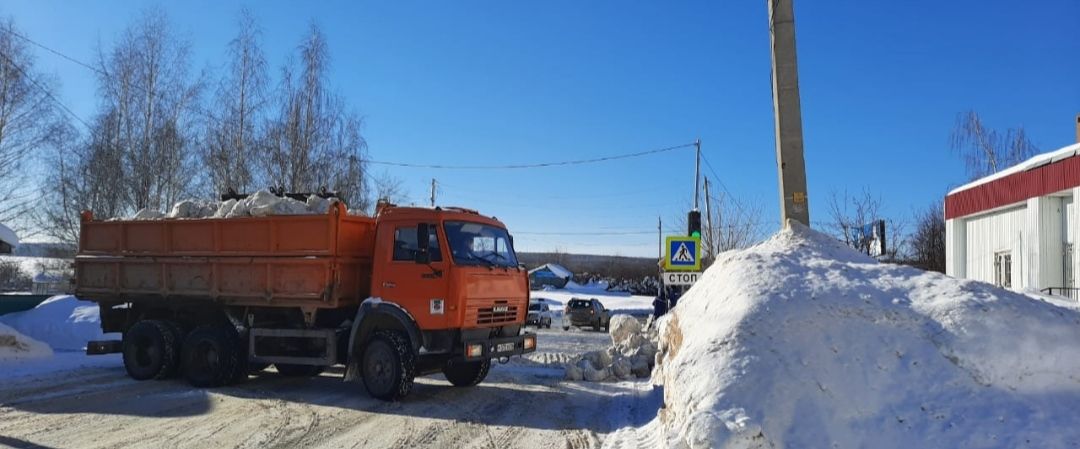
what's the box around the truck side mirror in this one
[415,223,431,264]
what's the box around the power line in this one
[4,27,106,77]
[0,50,92,130]
[364,142,696,170]
[698,150,760,228]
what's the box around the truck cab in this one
[350,206,535,398]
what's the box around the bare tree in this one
[909,202,946,273]
[826,188,895,256]
[96,8,202,212]
[0,19,71,233]
[205,9,266,195]
[262,24,369,207]
[370,170,409,206]
[951,110,1038,180]
[708,193,765,253]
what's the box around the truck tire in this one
[181,325,242,388]
[593,319,603,332]
[361,330,415,401]
[275,364,326,377]
[442,359,491,387]
[122,320,179,381]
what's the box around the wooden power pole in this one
[768,0,810,227]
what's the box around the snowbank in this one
[0,222,18,247]
[0,322,52,361]
[0,295,113,351]
[647,220,1080,449]
[128,190,346,220]
[564,314,658,382]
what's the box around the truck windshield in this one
[444,221,519,268]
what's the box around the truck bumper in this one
[461,332,537,361]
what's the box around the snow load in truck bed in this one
[645,221,1080,449]
[126,190,355,220]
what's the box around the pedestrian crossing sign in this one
[665,236,701,271]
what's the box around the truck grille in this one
[476,302,519,325]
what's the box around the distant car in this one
[527,302,553,328]
[563,298,610,332]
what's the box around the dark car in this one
[526,302,553,328]
[563,297,610,332]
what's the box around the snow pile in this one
[564,315,658,382]
[0,322,52,361]
[0,222,19,247]
[644,220,1080,449]
[0,295,113,351]
[129,190,342,220]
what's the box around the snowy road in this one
[0,325,661,449]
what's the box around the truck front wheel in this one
[122,320,179,381]
[181,325,242,388]
[442,359,491,387]
[361,330,415,401]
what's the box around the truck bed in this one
[74,204,374,309]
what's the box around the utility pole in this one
[430,178,437,208]
[693,139,702,211]
[703,177,714,261]
[768,0,810,227]
[657,215,664,295]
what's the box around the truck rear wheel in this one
[122,320,179,381]
[275,364,326,377]
[181,325,241,388]
[442,359,491,387]
[361,330,415,401]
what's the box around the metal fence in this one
[1040,287,1080,302]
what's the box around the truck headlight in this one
[466,343,484,358]
[523,335,536,350]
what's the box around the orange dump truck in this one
[76,201,535,400]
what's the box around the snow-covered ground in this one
[531,286,655,316]
[0,325,659,449]
[605,221,1080,449]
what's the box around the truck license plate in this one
[496,342,515,353]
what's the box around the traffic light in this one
[687,210,701,238]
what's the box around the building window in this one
[994,251,1012,288]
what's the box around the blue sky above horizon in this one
[4,1,1079,256]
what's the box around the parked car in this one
[563,297,610,332]
[527,302,554,328]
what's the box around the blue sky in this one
[4,1,1079,256]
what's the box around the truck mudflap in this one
[461,332,537,362]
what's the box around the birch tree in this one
[262,24,368,207]
[205,9,266,195]
[951,110,1038,180]
[0,20,70,232]
[96,9,202,212]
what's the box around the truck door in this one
[373,222,449,329]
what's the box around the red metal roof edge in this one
[945,155,1080,220]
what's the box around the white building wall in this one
[964,206,1025,287]
[945,217,966,278]
[1026,196,1063,289]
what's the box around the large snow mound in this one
[649,220,1080,449]
[0,322,52,361]
[0,295,113,351]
